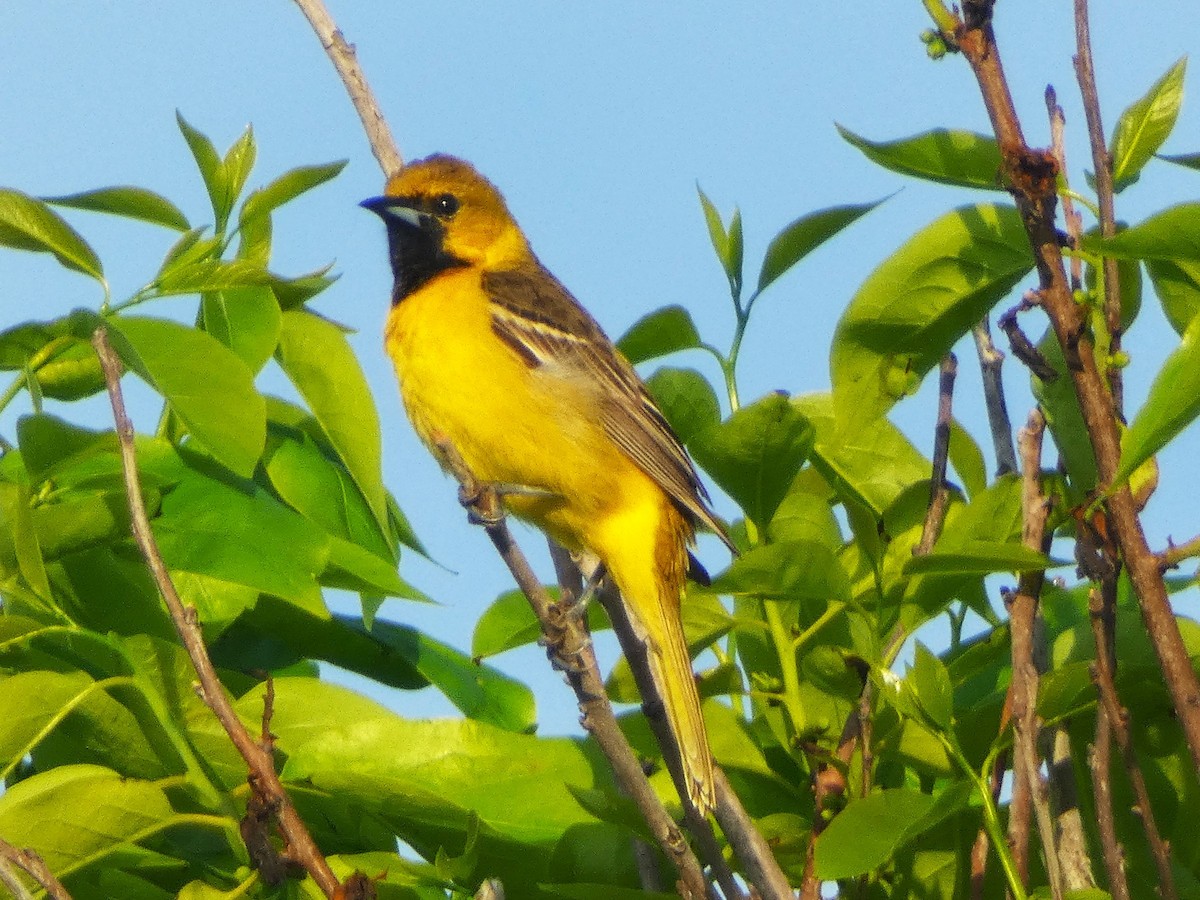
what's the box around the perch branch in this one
[433,439,712,899]
[916,354,958,554]
[938,0,1200,780]
[0,840,70,900]
[290,0,403,175]
[91,328,343,897]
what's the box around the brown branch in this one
[0,840,70,900]
[433,442,712,899]
[1159,533,1200,570]
[91,327,344,898]
[1044,87,1084,291]
[290,0,403,176]
[713,767,797,900]
[997,300,1059,382]
[1006,411,1051,891]
[946,0,1200,782]
[972,318,1018,476]
[548,546,725,899]
[916,354,958,555]
[1089,683,1130,899]
[1087,587,1177,899]
[1044,726,1097,892]
[1072,0,1124,414]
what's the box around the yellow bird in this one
[363,154,733,814]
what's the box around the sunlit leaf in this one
[240,160,348,226]
[815,788,936,879]
[831,204,1031,422]
[616,305,702,364]
[757,198,885,294]
[1110,57,1187,190]
[1085,202,1200,261]
[904,539,1059,575]
[0,189,103,281]
[1147,258,1200,334]
[1113,310,1200,490]
[837,125,1003,190]
[644,367,721,446]
[44,186,190,231]
[107,316,265,478]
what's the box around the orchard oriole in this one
[363,154,732,814]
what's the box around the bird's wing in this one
[483,264,734,551]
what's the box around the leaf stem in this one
[763,600,807,736]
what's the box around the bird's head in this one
[362,154,530,301]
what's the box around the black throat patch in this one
[386,215,468,303]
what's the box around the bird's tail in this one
[608,508,716,816]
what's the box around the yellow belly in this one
[384,268,662,555]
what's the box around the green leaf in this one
[1113,310,1200,490]
[904,539,1060,575]
[0,189,103,281]
[690,393,813,528]
[473,587,611,659]
[43,186,190,231]
[643,367,720,446]
[239,160,348,226]
[266,429,393,562]
[201,285,281,373]
[909,643,953,729]
[707,540,850,602]
[155,257,271,297]
[757,199,884,294]
[616,305,702,364]
[276,309,388,535]
[1146,258,1200,334]
[948,418,987,499]
[175,112,228,231]
[1110,57,1187,190]
[0,764,175,877]
[107,316,265,478]
[697,186,742,298]
[795,393,930,517]
[1161,151,1200,170]
[0,671,96,773]
[152,468,329,615]
[832,204,1031,421]
[815,788,936,879]
[221,125,256,220]
[838,124,1004,190]
[1085,203,1200,261]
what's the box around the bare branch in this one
[1073,0,1124,413]
[972,318,1018,476]
[1159,533,1200,570]
[91,327,344,898]
[1088,587,1177,899]
[433,440,712,899]
[0,840,70,900]
[998,301,1059,382]
[291,0,403,175]
[916,353,958,555]
[1044,726,1097,892]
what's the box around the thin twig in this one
[715,770,797,900]
[1072,0,1124,414]
[1089,672,1130,900]
[290,0,403,175]
[997,302,1059,382]
[1159,533,1200,570]
[916,354,958,554]
[940,0,1200,778]
[1087,587,1177,900]
[433,441,711,899]
[1006,411,1053,892]
[91,327,343,898]
[1044,726,1097,892]
[1045,87,1084,291]
[972,318,1018,476]
[0,841,70,900]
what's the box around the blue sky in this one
[2,2,1198,735]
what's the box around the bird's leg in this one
[562,562,607,620]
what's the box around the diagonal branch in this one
[972,318,1018,476]
[91,327,345,898]
[290,0,403,175]
[433,438,713,899]
[0,840,70,900]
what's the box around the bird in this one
[362,154,734,814]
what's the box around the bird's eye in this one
[433,193,459,218]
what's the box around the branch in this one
[942,0,1200,780]
[1088,598,1131,900]
[91,327,344,898]
[1159,533,1200,570]
[0,840,70,900]
[972,318,1018,476]
[1073,0,1124,413]
[916,353,958,555]
[290,0,403,175]
[1044,725,1098,892]
[1006,410,1052,891]
[998,299,1059,382]
[433,440,712,899]
[1087,587,1177,899]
